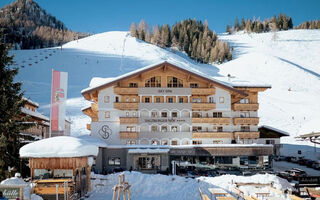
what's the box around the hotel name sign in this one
[145,118,186,123]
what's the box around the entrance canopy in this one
[128,148,169,154]
[296,132,320,144]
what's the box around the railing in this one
[234,131,260,139]
[233,117,259,125]
[114,102,139,110]
[192,117,230,124]
[119,117,139,124]
[192,103,216,110]
[192,132,233,138]
[114,87,138,94]
[233,103,259,111]
[191,88,215,95]
[119,131,139,139]
[82,106,98,121]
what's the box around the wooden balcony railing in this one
[192,117,231,124]
[114,87,138,94]
[82,106,98,122]
[119,131,139,139]
[191,88,215,95]
[119,117,139,124]
[233,103,259,111]
[192,132,233,138]
[86,123,91,130]
[192,103,216,110]
[114,102,139,110]
[233,117,259,125]
[234,131,260,139]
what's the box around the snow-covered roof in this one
[128,148,170,154]
[214,76,272,88]
[21,107,49,121]
[259,125,290,136]
[1,176,28,186]
[19,136,100,158]
[105,144,273,149]
[81,61,246,95]
[23,97,39,107]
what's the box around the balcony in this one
[191,88,215,95]
[86,124,91,130]
[114,102,138,110]
[233,103,259,111]
[192,103,216,110]
[119,131,139,139]
[192,132,233,138]
[119,117,139,124]
[233,117,259,125]
[114,87,138,94]
[82,106,98,122]
[192,117,230,124]
[234,131,260,139]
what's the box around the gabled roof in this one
[81,61,247,96]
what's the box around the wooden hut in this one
[20,136,103,200]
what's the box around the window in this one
[126,97,130,102]
[151,125,158,132]
[171,126,178,132]
[126,126,136,132]
[240,112,250,118]
[145,97,150,103]
[192,140,202,145]
[240,126,250,132]
[192,112,202,118]
[162,140,168,145]
[129,83,138,88]
[167,76,183,87]
[168,97,173,103]
[209,97,215,103]
[132,97,136,102]
[126,112,129,117]
[115,96,119,102]
[105,111,110,118]
[161,112,167,118]
[190,83,198,88]
[172,112,178,118]
[161,125,168,132]
[155,97,161,103]
[192,98,201,103]
[179,97,184,103]
[213,112,222,118]
[133,112,137,117]
[266,140,275,145]
[213,140,223,144]
[219,97,225,103]
[104,96,110,103]
[192,126,202,132]
[145,76,161,87]
[171,140,178,145]
[151,111,158,118]
[109,158,121,166]
[217,126,223,132]
[240,98,249,104]
[126,140,136,145]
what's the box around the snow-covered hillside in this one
[11,30,320,145]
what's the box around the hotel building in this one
[82,61,282,173]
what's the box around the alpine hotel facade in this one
[82,61,276,173]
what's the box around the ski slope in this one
[11,30,320,145]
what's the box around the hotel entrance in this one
[137,156,159,170]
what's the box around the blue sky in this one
[1,0,319,33]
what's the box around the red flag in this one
[50,69,68,135]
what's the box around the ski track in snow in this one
[11,30,320,149]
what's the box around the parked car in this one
[285,169,307,180]
[305,160,315,168]
[216,170,227,176]
[277,171,293,181]
[297,158,308,165]
[312,161,320,170]
[285,156,295,162]
[206,170,217,177]
[274,156,286,161]
[186,170,196,179]
[291,157,299,163]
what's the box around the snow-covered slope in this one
[11,30,320,145]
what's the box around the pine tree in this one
[0,32,31,180]
[129,22,137,37]
[234,17,240,32]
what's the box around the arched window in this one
[167,76,183,87]
[145,76,161,87]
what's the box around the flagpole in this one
[49,68,54,138]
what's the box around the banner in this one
[50,69,68,135]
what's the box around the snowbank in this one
[19,136,101,158]
[87,171,293,200]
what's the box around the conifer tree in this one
[0,32,31,180]
[129,22,137,37]
[234,17,240,32]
